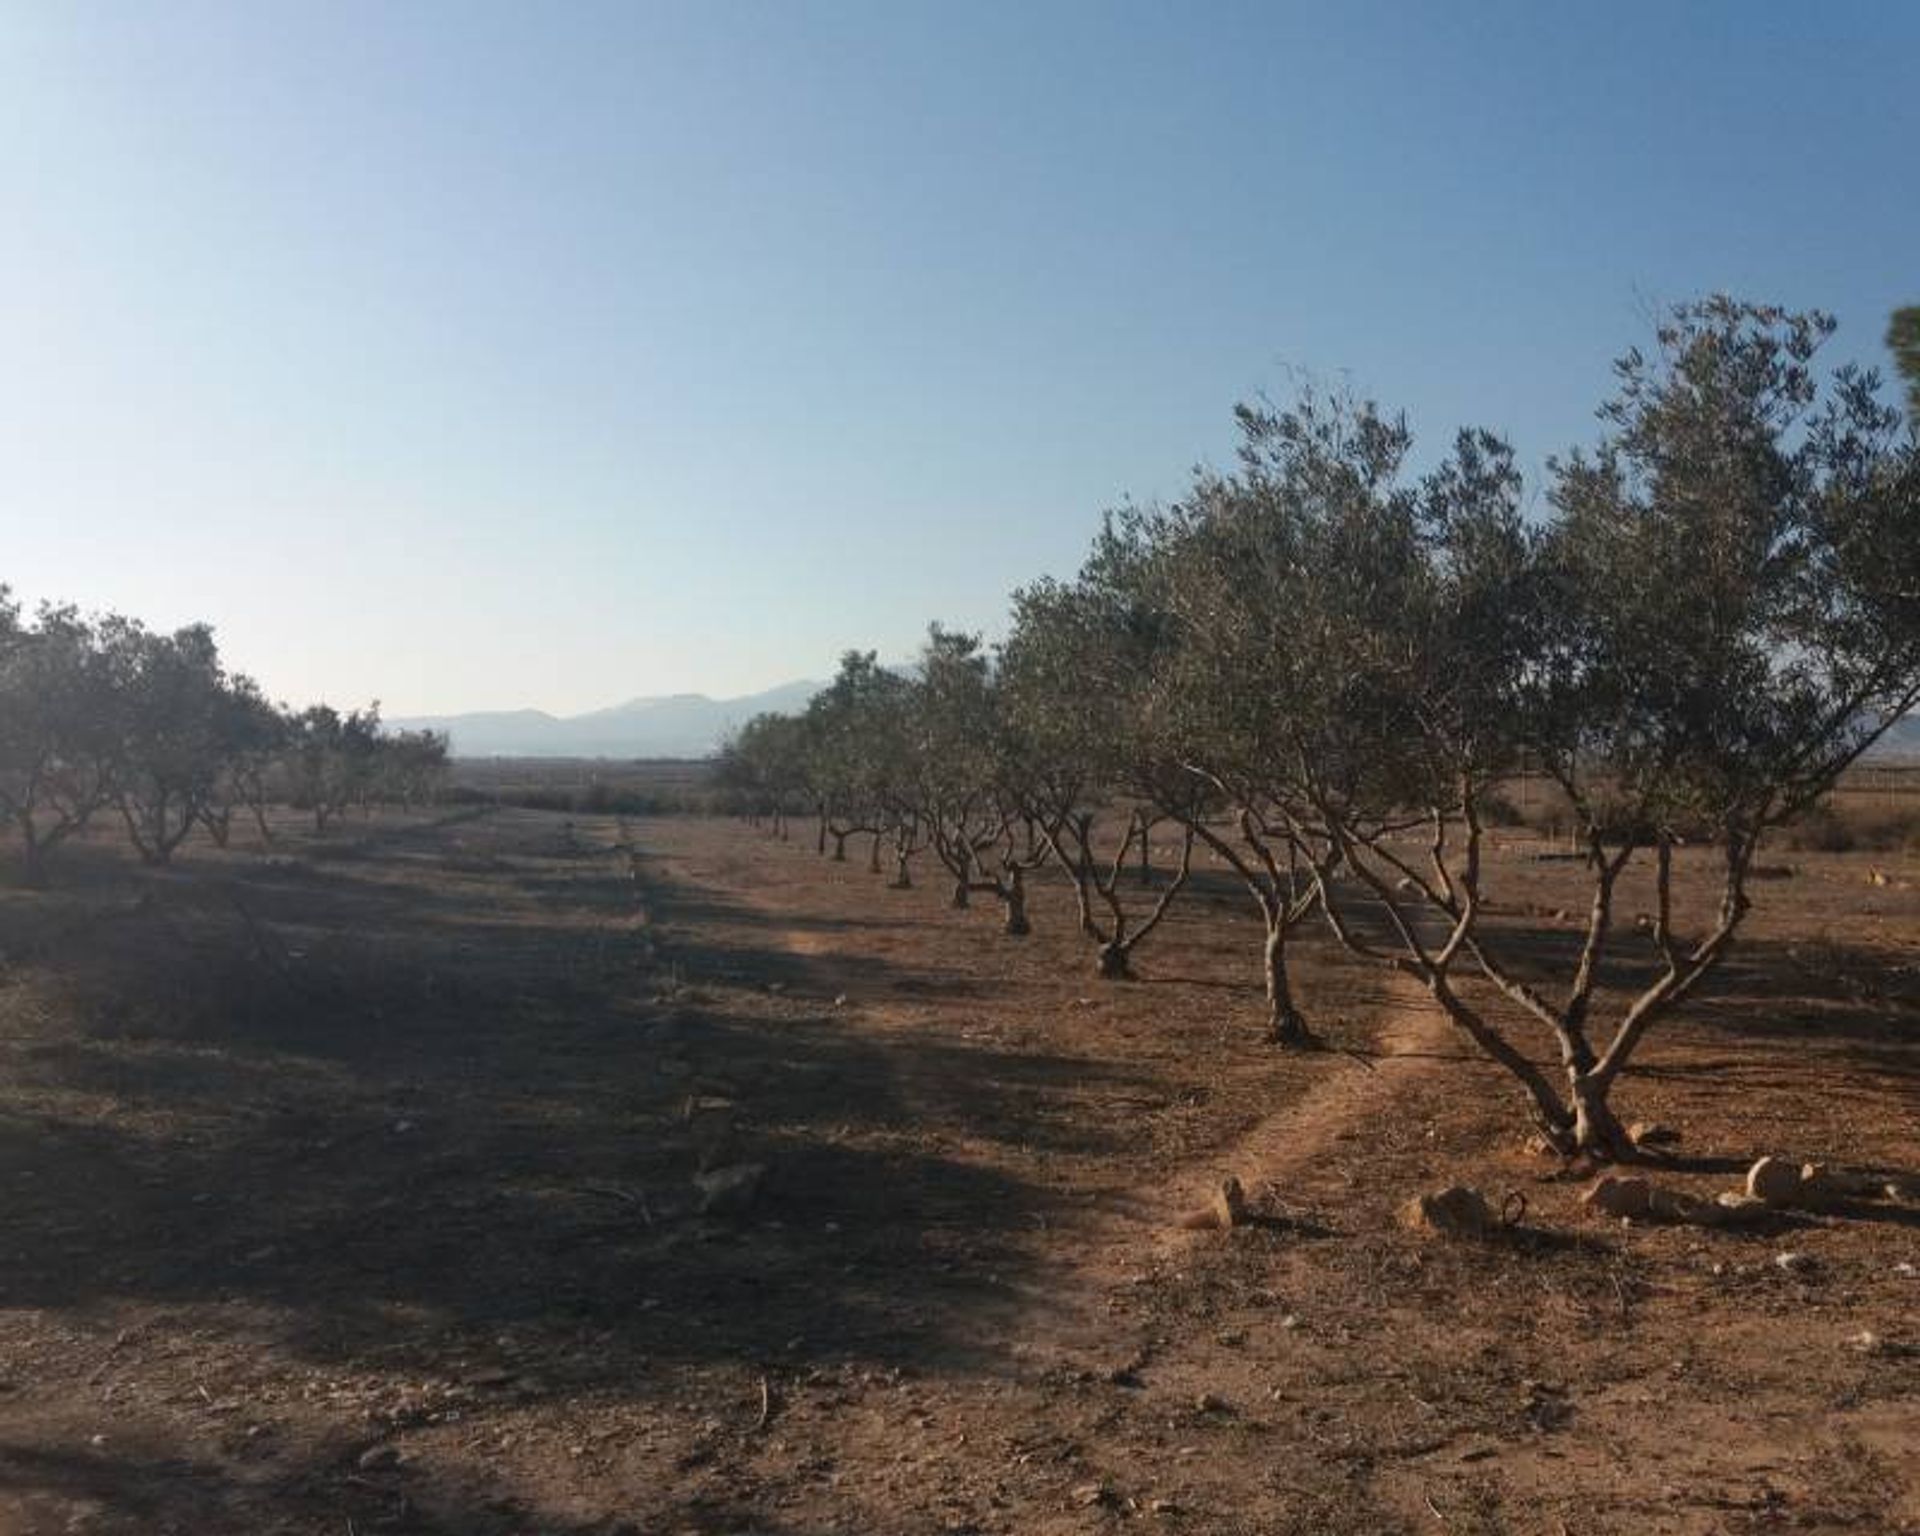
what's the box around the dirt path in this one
[1151,975,1452,1229]
[637,822,1461,1368]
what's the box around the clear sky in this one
[3,2,1916,715]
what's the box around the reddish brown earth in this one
[0,808,1914,1535]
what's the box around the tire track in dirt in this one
[655,833,1459,1255]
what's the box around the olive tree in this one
[806,651,911,868]
[1000,544,1199,980]
[201,680,288,847]
[287,704,384,832]
[906,626,1054,935]
[108,620,242,866]
[1890,305,1920,424]
[1294,301,1920,1158]
[1137,396,1443,1047]
[0,600,122,884]
[376,728,453,810]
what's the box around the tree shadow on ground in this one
[0,810,1167,1400]
[0,1438,831,1536]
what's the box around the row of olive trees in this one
[718,300,1920,1161]
[0,591,451,883]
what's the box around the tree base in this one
[1265,1012,1319,1049]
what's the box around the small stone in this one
[1070,1481,1112,1508]
[1581,1175,1652,1220]
[1193,1391,1231,1414]
[1398,1185,1494,1239]
[1795,1162,1847,1211]
[357,1444,401,1472]
[1746,1156,1804,1207]
[1629,1122,1682,1148]
[1149,1497,1181,1516]
[1713,1192,1771,1225]
[1848,1329,1885,1356]
[1646,1185,1703,1224]
[1177,1177,1247,1231]
[693,1161,767,1217]
[1773,1250,1814,1274]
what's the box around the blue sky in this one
[3,1,1915,714]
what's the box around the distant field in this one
[449,755,717,813]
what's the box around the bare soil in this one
[0,808,1914,1535]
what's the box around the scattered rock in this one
[1848,1329,1886,1356]
[1646,1185,1704,1224]
[1746,1156,1804,1208]
[1193,1391,1232,1414]
[1629,1122,1682,1148]
[1178,1177,1248,1231]
[1773,1250,1815,1275]
[356,1444,402,1472]
[684,1099,738,1173]
[1069,1482,1114,1509]
[693,1161,767,1217]
[1581,1175,1652,1220]
[1398,1185,1494,1239]
[1710,1192,1772,1226]
[1794,1162,1849,1211]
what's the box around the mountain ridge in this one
[391,679,822,758]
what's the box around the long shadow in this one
[0,811,1162,1398]
[630,857,1002,1005]
[0,1438,821,1536]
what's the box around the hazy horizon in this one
[6,2,1917,716]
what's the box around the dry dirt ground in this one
[0,808,1914,1535]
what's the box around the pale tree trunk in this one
[1262,904,1313,1047]
[1000,863,1029,936]
[18,818,46,888]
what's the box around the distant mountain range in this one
[391,680,822,759]
[396,685,1920,764]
